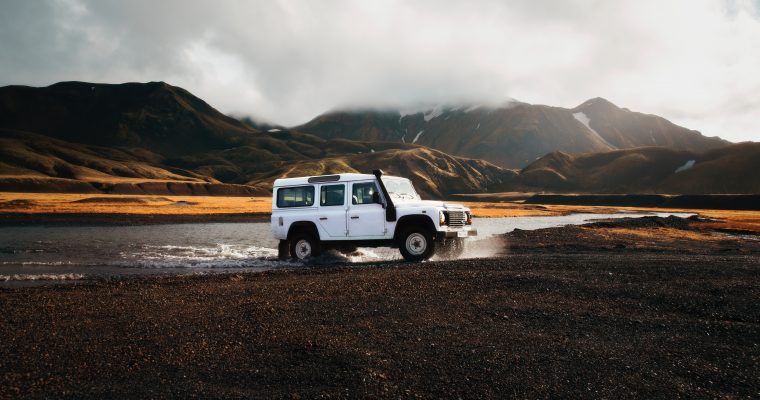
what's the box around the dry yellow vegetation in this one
[0,193,271,215]
[601,227,725,242]
[688,210,760,233]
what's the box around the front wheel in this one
[398,228,436,262]
[438,238,466,260]
[289,233,321,261]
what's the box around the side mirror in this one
[372,191,382,205]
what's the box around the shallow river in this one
[0,212,692,283]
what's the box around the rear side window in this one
[320,184,345,206]
[352,182,378,204]
[277,186,315,208]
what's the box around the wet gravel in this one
[1,253,759,399]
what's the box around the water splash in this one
[1,273,86,281]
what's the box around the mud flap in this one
[278,240,289,260]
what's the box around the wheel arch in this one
[393,214,436,241]
[287,221,321,240]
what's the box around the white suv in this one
[271,170,477,262]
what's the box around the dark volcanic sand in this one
[2,253,759,399]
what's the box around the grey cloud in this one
[0,0,759,142]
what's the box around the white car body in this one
[270,171,477,261]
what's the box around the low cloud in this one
[1,0,759,141]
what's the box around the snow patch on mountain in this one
[675,160,696,173]
[413,130,424,144]
[424,106,444,122]
[572,112,616,149]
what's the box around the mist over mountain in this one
[295,99,728,169]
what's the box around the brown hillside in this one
[248,147,516,199]
[0,129,208,183]
[512,143,760,194]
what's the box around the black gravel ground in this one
[1,253,759,399]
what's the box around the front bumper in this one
[437,229,478,240]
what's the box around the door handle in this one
[350,216,359,219]
[319,217,328,220]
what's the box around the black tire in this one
[438,238,466,259]
[277,240,290,260]
[398,228,436,262]
[289,233,321,261]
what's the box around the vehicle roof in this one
[273,173,405,187]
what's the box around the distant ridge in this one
[509,142,760,194]
[295,99,728,168]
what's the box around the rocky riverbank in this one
[504,215,760,254]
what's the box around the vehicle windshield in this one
[381,177,418,200]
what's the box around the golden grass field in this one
[0,192,758,233]
[0,193,271,215]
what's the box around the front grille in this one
[448,211,466,228]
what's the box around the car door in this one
[347,181,386,237]
[317,183,347,237]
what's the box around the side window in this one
[320,184,345,206]
[276,186,314,208]
[352,182,378,205]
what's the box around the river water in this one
[0,212,692,284]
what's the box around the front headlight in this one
[465,211,472,225]
[439,210,447,225]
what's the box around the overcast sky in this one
[1,0,759,142]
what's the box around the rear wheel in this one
[289,233,321,261]
[398,228,435,262]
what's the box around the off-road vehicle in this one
[271,170,477,262]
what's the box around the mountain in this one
[509,142,760,194]
[295,100,728,168]
[0,81,750,198]
[0,81,258,158]
[571,98,726,151]
[0,82,512,196]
